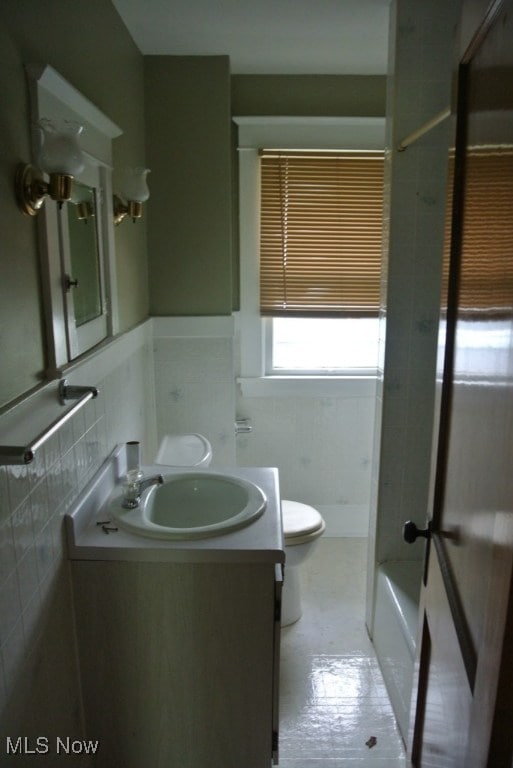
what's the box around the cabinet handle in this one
[65,275,79,291]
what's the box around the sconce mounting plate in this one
[15,163,47,216]
[112,194,127,226]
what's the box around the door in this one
[408,1,513,765]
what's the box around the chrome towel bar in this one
[0,379,99,465]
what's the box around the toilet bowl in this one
[281,500,326,626]
[155,433,212,468]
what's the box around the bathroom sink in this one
[111,472,267,540]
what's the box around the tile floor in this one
[277,538,409,767]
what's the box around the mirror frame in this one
[26,63,122,375]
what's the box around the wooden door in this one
[408,1,513,765]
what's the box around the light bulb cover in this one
[38,118,85,177]
[118,167,150,202]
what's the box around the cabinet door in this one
[73,560,281,768]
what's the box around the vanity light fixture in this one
[15,118,85,216]
[75,200,95,222]
[71,185,95,223]
[113,167,150,225]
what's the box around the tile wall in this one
[152,318,377,536]
[153,319,236,466]
[236,392,376,536]
[367,0,459,626]
[0,321,156,751]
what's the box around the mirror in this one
[26,64,122,374]
[59,163,109,361]
[68,181,102,327]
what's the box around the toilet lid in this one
[282,500,324,538]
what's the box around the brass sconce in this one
[113,167,150,225]
[70,181,95,223]
[75,200,95,222]
[16,119,85,216]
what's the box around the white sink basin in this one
[111,472,267,540]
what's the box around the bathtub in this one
[372,561,423,744]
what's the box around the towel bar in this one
[0,379,99,465]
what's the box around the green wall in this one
[1,3,388,400]
[145,66,386,317]
[0,0,148,409]
[145,56,233,316]
[232,74,386,116]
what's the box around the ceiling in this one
[111,0,390,75]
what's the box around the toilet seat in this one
[282,500,326,545]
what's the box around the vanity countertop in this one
[65,446,285,564]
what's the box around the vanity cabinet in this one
[71,559,282,768]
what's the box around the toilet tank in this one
[155,433,212,467]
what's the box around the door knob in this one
[403,520,431,544]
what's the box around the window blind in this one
[259,150,384,316]
[442,147,513,316]
[459,148,513,315]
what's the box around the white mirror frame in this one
[26,63,122,375]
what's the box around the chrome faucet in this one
[122,473,164,509]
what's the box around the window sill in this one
[237,376,377,398]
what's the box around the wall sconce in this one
[113,167,150,225]
[15,119,85,216]
[74,200,95,222]
[70,183,95,223]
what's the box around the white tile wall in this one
[153,334,236,466]
[369,0,458,579]
[152,318,376,536]
[0,321,156,748]
[366,0,459,632]
[237,393,376,536]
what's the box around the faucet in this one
[122,473,164,509]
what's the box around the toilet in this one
[155,433,212,468]
[281,500,326,626]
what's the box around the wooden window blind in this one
[442,148,513,316]
[459,148,513,315]
[259,150,384,316]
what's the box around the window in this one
[259,150,384,374]
[235,117,385,391]
[267,316,380,373]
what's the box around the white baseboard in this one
[316,504,369,537]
